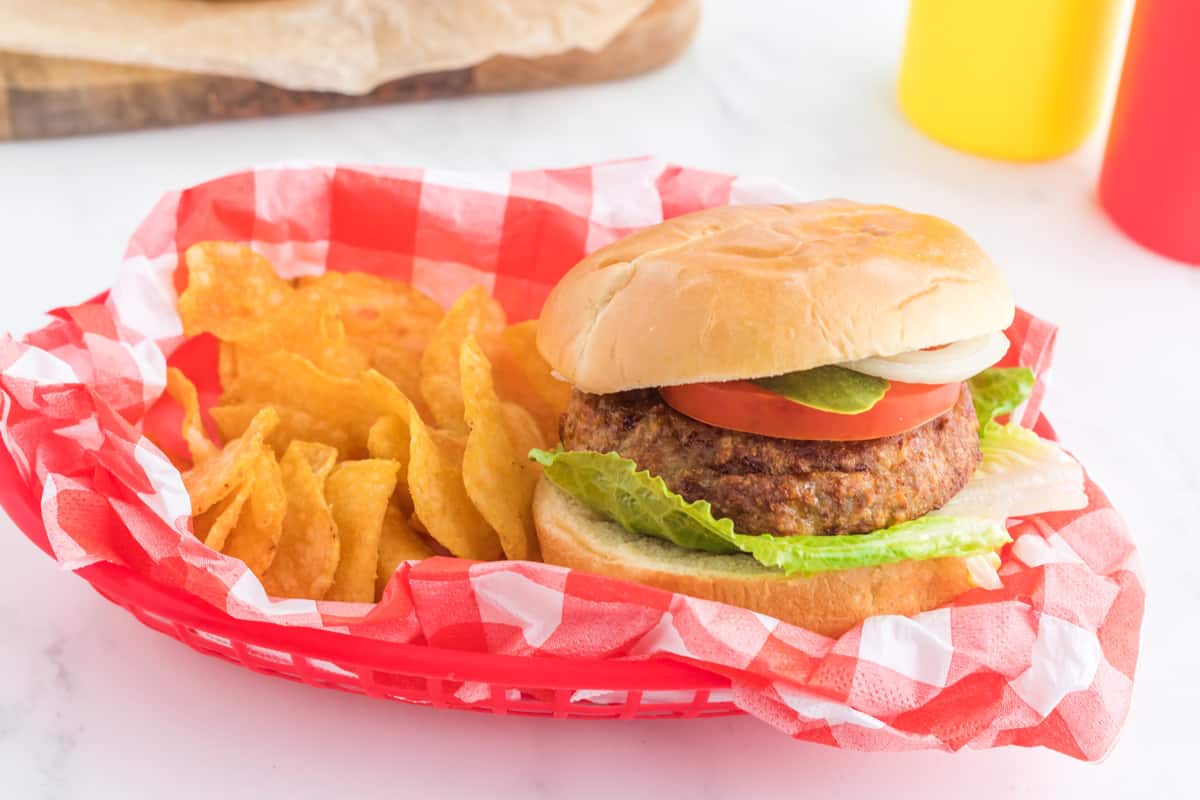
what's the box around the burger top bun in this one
[537,201,1014,394]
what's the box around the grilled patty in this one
[560,385,981,537]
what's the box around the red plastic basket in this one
[0,163,1143,758]
[0,438,738,720]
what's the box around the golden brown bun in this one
[533,478,978,637]
[537,201,1014,394]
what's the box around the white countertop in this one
[1,2,1196,798]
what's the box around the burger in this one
[530,202,1086,636]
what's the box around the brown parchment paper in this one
[0,0,655,94]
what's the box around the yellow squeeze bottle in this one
[898,0,1125,162]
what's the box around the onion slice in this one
[842,332,1010,384]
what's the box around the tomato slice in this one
[659,379,962,441]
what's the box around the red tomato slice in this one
[659,379,962,441]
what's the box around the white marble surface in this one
[0,2,1196,798]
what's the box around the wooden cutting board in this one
[0,0,698,140]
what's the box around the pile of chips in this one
[167,242,570,602]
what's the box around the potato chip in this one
[368,343,430,419]
[375,505,433,599]
[218,341,239,392]
[183,245,367,383]
[501,321,570,409]
[192,480,252,550]
[179,243,292,340]
[222,449,287,576]
[211,402,354,460]
[418,374,463,433]
[488,347,559,445]
[183,406,278,515]
[367,415,412,512]
[419,285,506,432]
[234,292,369,379]
[262,441,339,600]
[324,459,400,603]
[293,440,339,475]
[365,414,408,464]
[221,352,409,458]
[299,273,442,409]
[502,401,546,455]
[459,336,541,561]
[297,271,443,339]
[165,367,219,463]
[407,404,501,560]
[297,272,442,352]
[247,447,287,531]
[501,320,571,443]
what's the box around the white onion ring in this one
[842,332,1010,384]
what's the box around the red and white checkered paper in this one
[0,158,1143,759]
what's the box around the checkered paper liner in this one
[0,158,1143,759]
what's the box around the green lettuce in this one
[936,422,1086,521]
[725,515,1008,575]
[530,448,1009,576]
[527,448,738,555]
[968,366,1034,429]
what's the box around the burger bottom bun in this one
[533,477,978,638]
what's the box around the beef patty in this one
[560,385,981,537]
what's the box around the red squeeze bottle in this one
[1099,0,1200,265]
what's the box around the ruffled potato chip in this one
[297,271,443,398]
[407,404,501,560]
[165,367,219,463]
[297,271,443,343]
[218,341,239,393]
[502,402,546,460]
[419,286,506,433]
[324,459,400,603]
[501,320,571,443]
[460,336,541,561]
[222,449,287,576]
[375,505,432,599]
[211,402,354,459]
[367,415,412,513]
[237,290,369,378]
[183,244,368,385]
[183,406,278,515]
[262,441,340,600]
[365,414,408,465]
[368,344,431,419]
[192,480,252,550]
[179,243,292,340]
[222,353,409,459]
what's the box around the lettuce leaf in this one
[531,448,1009,576]
[527,448,738,554]
[935,422,1086,521]
[725,515,1008,575]
[968,367,1035,429]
